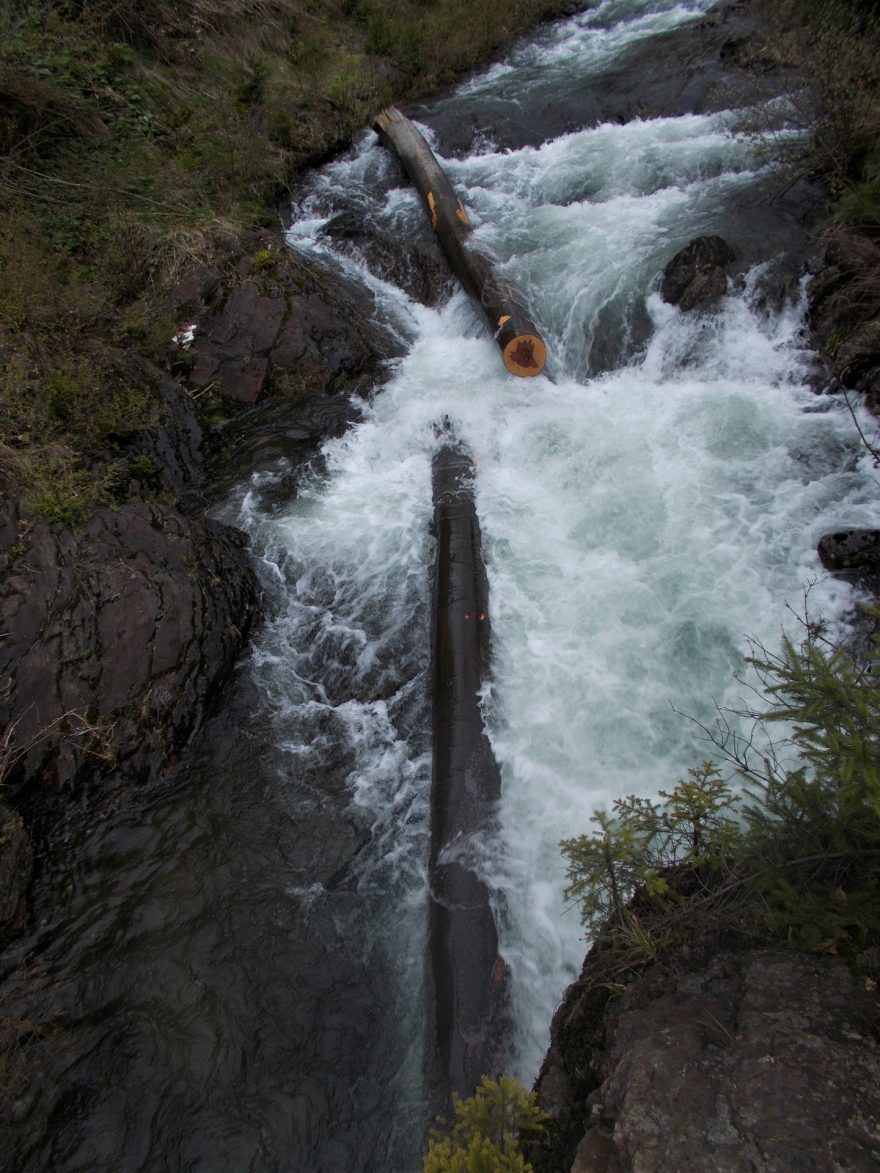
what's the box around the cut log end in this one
[502,333,546,377]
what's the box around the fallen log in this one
[427,430,508,1109]
[373,106,546,378]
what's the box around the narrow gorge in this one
[2,0,880,1169]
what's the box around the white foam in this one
[227,0,880,1093]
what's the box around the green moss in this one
[252,248,275,272]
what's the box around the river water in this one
[8,1,880,1170]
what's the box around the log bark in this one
[373,106,547,378]
[427,433,508,1109]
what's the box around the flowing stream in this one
[9,1,880,1170]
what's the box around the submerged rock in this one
[661,235,737,312]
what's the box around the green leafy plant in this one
[561,763,739,933]
[424,1075,547,1173]
[562,615,880,959]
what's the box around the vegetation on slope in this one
[0,0,572,522]
[748,0,880,400]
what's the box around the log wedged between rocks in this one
[427,432,507,1110]
[373,106,546,378]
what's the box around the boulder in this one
[585,950,880,1172]
[817,528,880,572]
[661,235,736,311]
[318,209,454,306]
[533,948,880,1172]
[182,232,401,406]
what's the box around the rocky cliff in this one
[531,942,880,1172]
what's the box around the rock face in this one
[0,500,258,800]
[533,947,880,1173]
[177,231,400,406]
[660,235,737,311]
[0,229,403,950]
[0,806,32,936]
[0,494,258,937]
[810,231,880,405]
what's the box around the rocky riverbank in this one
[2,0,880,1166]
[528,938,880,1172]
[0,230,402,949]
[1,0,595,966]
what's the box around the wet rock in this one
[319,210,454,306]
[0,805,32,936]
[661,235,737,312]
[124,357,205,500]
[818,528,880,572]
[833,320,880,399]
[594,951,880,1171]
[184,232,401,406]
[418,1,796,156]
[0,501,258,814]
[809,231,880,403]
[532,948,880,1173]
[207,392,365,510]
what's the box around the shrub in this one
[424,1076,547,1173]
[755,0,880,225]
[561,616,880,957]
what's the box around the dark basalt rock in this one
[531,948,880,1173]
[660,235,737,312]
[181,232,402,406]
[318,209,455,307]
[818,528,880,572]
[809,231,880,403]
[0,237,398,949]
[0,500,258,819]
[0,805,32,937]
[417,1,798,157]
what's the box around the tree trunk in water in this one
[427,431,508,1109]
[373,106,547,378]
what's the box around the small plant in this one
[561,615,880,960]
[424,1075,547,1173]
[252,247,275,271]
[561,764,739,933]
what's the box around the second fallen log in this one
[373,106,547,378]
[427,431,507,1109]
